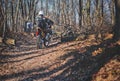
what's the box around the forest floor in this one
[0,33,120,81]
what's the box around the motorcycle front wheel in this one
[44,33,51,47]
[44,40,50,47]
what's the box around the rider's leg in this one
[36,35,43,49]
[36,35,40,49]
[39,35,43,49]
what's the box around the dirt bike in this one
[37,28,52,49]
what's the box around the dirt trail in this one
[0,35,119,81]
[0,36,82,81]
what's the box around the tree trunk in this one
[15,0,20,32]
[86,0,91,26]
[111,0,115,25]
[113,0,120,40]
[45,0,48,16]
[79,0,82,28]
[41,0,43,10]
[0,0,5,36]
[11,0,15,32]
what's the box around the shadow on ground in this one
[0,41,81,64]
[0,40,120,81]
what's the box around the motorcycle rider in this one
[36,10,54,49]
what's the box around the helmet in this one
[38,11,44,15]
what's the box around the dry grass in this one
[104,33,113,40]
[92,48,104,56]
[6,38,15,45]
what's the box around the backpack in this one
[38,17,47,30]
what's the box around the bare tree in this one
[86,0,91,26]
[113,0,120,40]
[111,0,115,25]
[79,0,83,28]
